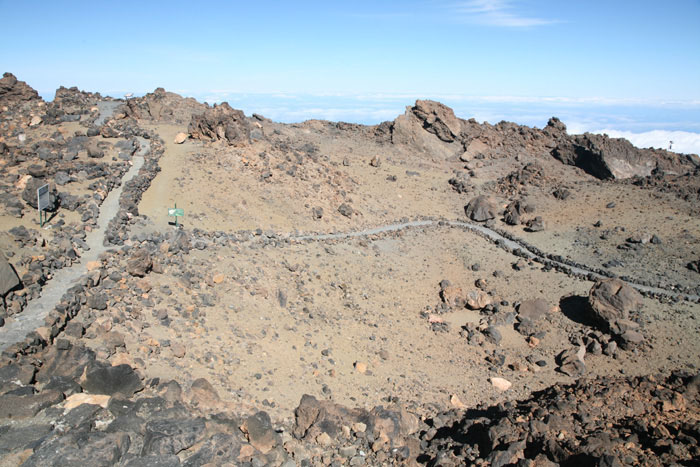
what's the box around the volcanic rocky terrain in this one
[1,71,700,466]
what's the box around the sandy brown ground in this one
[78,120,700,424]
[86,224,700,423]
[139,123,458,233]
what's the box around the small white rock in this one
[490,377,512,391]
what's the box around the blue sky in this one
[2,1,700,151]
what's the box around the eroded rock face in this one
[552,133,695,180]
[0,72,40,105]
[389,100,465,158]
[410,100,463,143]
[188,102,250,146]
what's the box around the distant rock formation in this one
[0,72,41,105]
[386,99,696,180]
[125,87,207,124]
[188,102,250,146]
[551,132,692,179]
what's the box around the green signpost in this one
[168,203,184,227]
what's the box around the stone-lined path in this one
[0,139,148,352]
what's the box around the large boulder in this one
[188,102,250,146]
[588,279,642,332]
[80,363,143,397]
[465,195,499,222]
[21,177,57,210]
[0,72,40,104]
[0,256,21,296]
[517,299,551,321]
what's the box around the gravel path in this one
[0,139,148,352]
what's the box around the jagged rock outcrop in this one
[419,372,700,465]
[53,86,100,114]
[188,102,250,146]
[552,132,695,180]
[410,99,463,143]
[389,100,466,158]
[386,99,694,182]
[125,87,206,124]
[0,72,40,105]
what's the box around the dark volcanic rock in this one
[188,102,250,146]
[242,411,279,454]
[126,248,153,277]
[688,259,700,273]
[525,216,544,232]
[419,372,700,465]
[36,345,97,383]
[142,418,207,456]
[294,394,418,455]
[337,203,354,218]
[0,72,40,104]
[87,292,108,310]
[503,200,523,225]
[80,364,143,396]
[23,431,130,467]
[0,390,63,419]
[465,195,499,222]
[21,177,57,210]
[0,256,21,296]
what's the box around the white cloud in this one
[585,129,700,155]
[451,0,556,27]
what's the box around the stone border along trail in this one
[0,137,149,353]
[194,219,700,303]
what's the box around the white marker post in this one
[37,184,50,227]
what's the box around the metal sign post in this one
[168,203,184,227]
[37,184,50,227]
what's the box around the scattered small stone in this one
[489,377,512,391]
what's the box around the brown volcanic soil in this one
[83,223,700,424]
[2,80,700,465]
[91,99,700,423]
